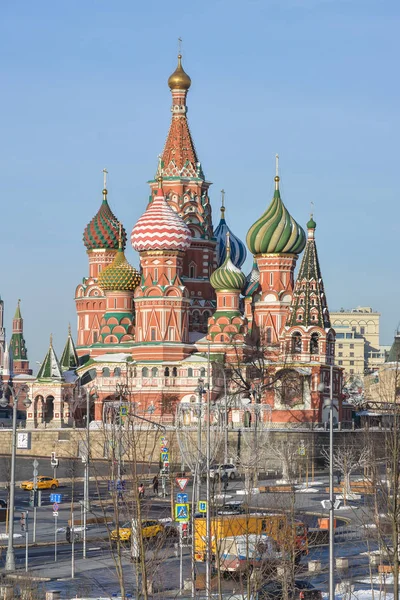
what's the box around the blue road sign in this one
[50,493,62,504]
[161,446,168,453]
[177,493,188,503]
[161,452,169,462]
[198,500,207,513]
[175,503,189,522]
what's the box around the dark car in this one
[258,580,322,600]
[217,501,246,516]
[0,499,7,508]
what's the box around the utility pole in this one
[205,344,212,599]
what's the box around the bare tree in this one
[321,441,370,506]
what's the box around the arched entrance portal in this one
[44,396,54,424]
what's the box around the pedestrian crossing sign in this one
[175,503,190,522]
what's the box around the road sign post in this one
[54,510,58,562]
[20,511,29,572]
[32,459,39,543]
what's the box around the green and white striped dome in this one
[246,176,306,256]
[210,233,246,291]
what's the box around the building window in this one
[188,367,193,377]
[154,268,158,281]
[189,264,196,278]
[310,333,319,355]
[350,352,354,357]
[151,367,158,377]
[350,361,354,366]
[338,343,343,348]
[338,360,343,365]
[200,367,206,377]
[292,332,302,354]
[338,352,342,357]
[164,367,170,377]
[93,331,98,344]
[102,367,110,377]
[151,328,156,341]
[266,328,272,344]
[350,369,354,374]
[142,367,149,377]
[270,272,273,286]
[360,326,365,335]
[114,367,121,377]
[350,343,354,349]
[352,327,356,332]
[172,367,178,377]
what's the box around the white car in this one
[209,463,238,480]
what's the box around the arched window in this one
[164,367,170,377]
[172,367,178,377]
[151,367,158,378]
[114,367,121,377]
[188,367,193,377]
[200,367,206,377]
[102,367,110,377]
[266,328,272,344]
[189,264,196,278]
[142,367,149,378]
[292,332,302,354]
[310,333,319,355]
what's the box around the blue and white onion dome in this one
[214,193,247,268]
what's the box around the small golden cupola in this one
[168,54,191,90]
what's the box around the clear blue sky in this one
[1,0,399,370]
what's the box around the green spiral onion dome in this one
[246,177,306,255]
[211,234,246,291]
[83,189,127,251]
[98,247,141,291]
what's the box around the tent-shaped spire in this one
[286,216,331,329]
[60,325,79,372]
[386,333,400,363]
[37,334,64,381]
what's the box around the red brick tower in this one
[9,300,32,375]
[75,171,127,353]
[148,55,216,334]
[131,180,192,361]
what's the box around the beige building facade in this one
[331,307,387,375]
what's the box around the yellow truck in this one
[194,513,308,563]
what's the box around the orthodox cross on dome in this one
[310,200,314,215]
[102,168,108,190]
[178,37,182,55]
[118,222,123,248]
[275,154,280,190]
[220,189,225,218]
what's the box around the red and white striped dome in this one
[131,188,192,252]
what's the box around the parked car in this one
[0,499,8,508]
[111,519,165,542]
[257,579,322,600]
[20,476,59,490]
[217,501,246,516]
[209,463,238,480]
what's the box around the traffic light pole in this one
[54,513,58,562]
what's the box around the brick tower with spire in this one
[9,300,32,375]
[148,54,216,334]
[75,172,127,353]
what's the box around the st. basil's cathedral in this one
[2,54,342,429]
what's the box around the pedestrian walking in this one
[336,471,341,485]
[138,482,145,499]
[153,475,159,496]
[221,471,229,492]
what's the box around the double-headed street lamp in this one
[0,381,31,572]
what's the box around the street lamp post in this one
[318,364,335,600]
[0,382,31,572]
[77,384,98,560]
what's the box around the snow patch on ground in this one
[298,488,320,493]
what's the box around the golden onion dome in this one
[168,54,191,90]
